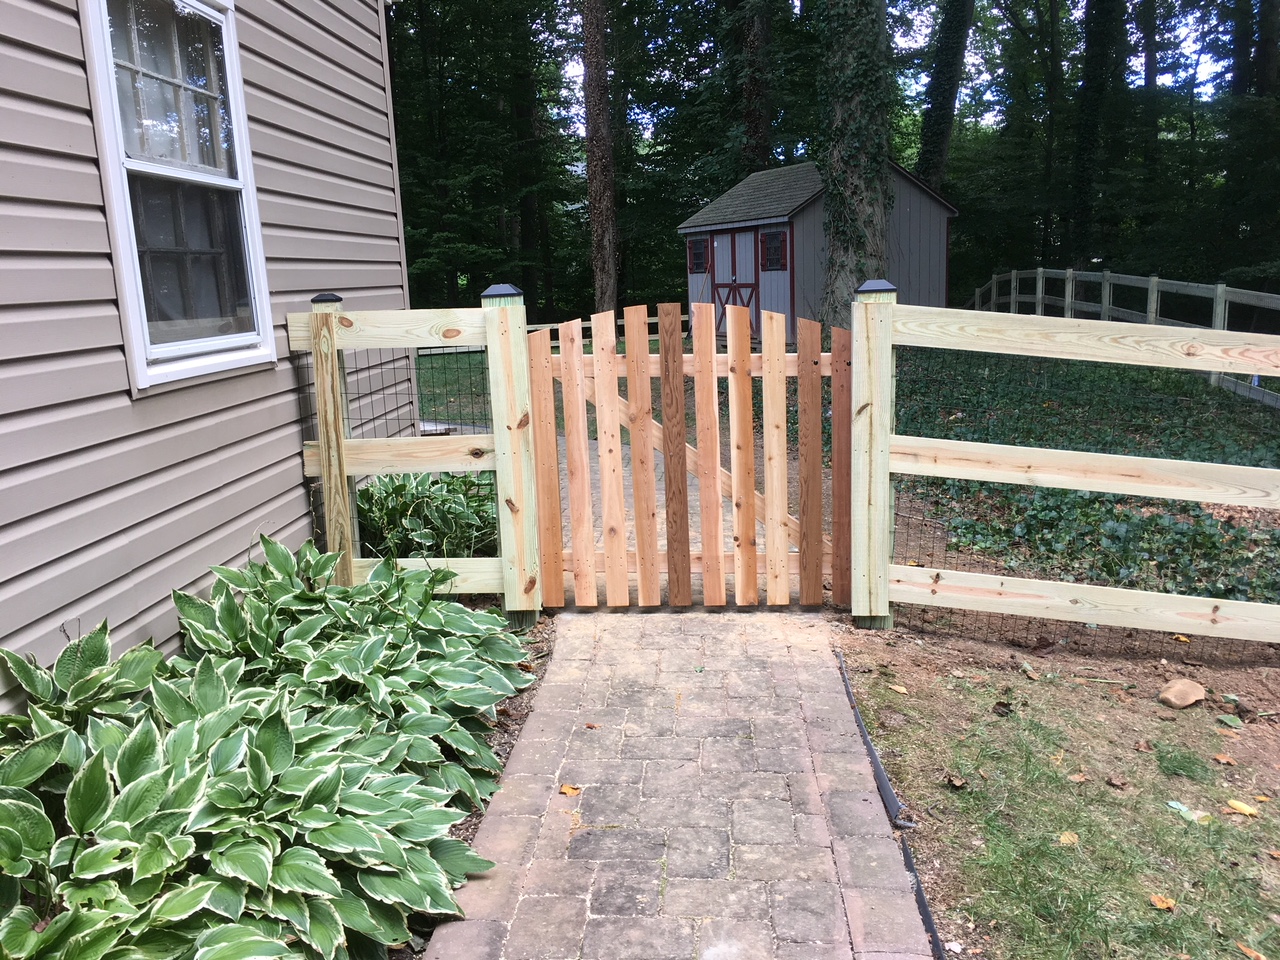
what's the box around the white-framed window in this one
[84,0,274,389]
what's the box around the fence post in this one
[1101,269,1112,322]
[1035,267,1045,315]
[851,280,896,630]
[974,287,982,311]
[1064,268,1075,318]
[481,284,542,626]
[991,272,999,310]
[1210,281,1228,387]
[1009,269,1018,313]
[309,293,359,586]
[1146,275,1160,324]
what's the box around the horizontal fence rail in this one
[969,267,1280,411]
[854,299,1280,643]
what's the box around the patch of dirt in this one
[829,615,1280,955]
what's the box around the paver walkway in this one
[425,612,933,960]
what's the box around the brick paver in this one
[424,612,933,960]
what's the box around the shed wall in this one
[0,0,413,702]
[886,171,950,307]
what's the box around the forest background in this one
[384,0,1280,325]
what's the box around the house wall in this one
[0,0,413,701]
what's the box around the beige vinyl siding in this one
[0,0,412,704]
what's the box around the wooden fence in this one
[530,302,845,609]
[855,298,1280,642]
[971,267,1280,410]
[286,290,541,611]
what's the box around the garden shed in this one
[678,161,956,341]
[0,0,415,707]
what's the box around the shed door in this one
[712,230,759,337]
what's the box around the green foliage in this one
[356,473,498,561]
[0,537,531,960]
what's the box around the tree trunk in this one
[817,0,895,328]
[1231,0,1255,95]
[1068,0,1126,263]
[583,0,618,314]
[1137,0,1159,170]
[1041,0,1062,261]
[916,0,974,190]
[742,1,774,170]
[1259,0,1280,96]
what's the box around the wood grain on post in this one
[528,328,565,607]
[558,318,598,606]
[693,303,726,606]
[483,298,542,612]
[624,305,661,606]
[309,296,357,586]
[830,326,852,607]
[761,310,789,605]
[851,284,897,628]
[592,310,630,607]
[658,303,693,607]
[1146,275,1160,325]
[797,317,824,606]
[726,304,758,605]
[1210,282,1228,387]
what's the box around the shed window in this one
[687,238,709,274]
[87,0,273,388]
[760,230,787,271]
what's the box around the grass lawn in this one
[838,625,1280,960]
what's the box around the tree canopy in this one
[384,0,1280,318]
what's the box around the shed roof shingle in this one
[677,162,824,232]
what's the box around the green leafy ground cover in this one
[895,351,1280,603]
[0,538,531,960]
[358,473,498,561]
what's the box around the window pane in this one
[115,68,143,156]
[138,182,176,246]
[134,0,177,77]
[107,0,133,63]
[130,173,254,348]
[137,74,182,162]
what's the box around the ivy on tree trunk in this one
[584,0,618,314]
[916,0,974,191]
[816,0,895,328]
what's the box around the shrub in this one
[0,537,530,960]
[356,473,498,561]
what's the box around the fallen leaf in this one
[1237,943,1267,960]
[1167,800,1214,824]
[1021,662,1040,681]
[1216,728,1242,739]
[1255,796,1272,803]
[906,559,922,567]
[1135,740,1155,753]
[945,775,968,790]
[1173,634,1192,643]
[977,768,989,780]
[1106,775,1129,790]
[888,684,909,695]
[1058,831,1079,846]
[584,723,600,730]
[1219,714,1246,729]
[944,943,964,955]
[1068,773,1092,784]
[1267,850,1280,860]
[1213,754,1238,765]
[1228,799,1260,817]
[1049,750,1064,766]
[992,701,1013,717]
[559,784,581,797]
[1150,894,1176,910]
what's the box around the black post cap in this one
[310,293,344,304]
[480,283,523,299]
[856,279,898,294]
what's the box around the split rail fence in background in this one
[971,267,1280,410]
[286,291,541,612]
[855,300,1280,642]
[529,302,844,609]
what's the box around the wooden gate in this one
[529,302,850,609]
[287,294,541,612]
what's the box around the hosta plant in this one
[0,537,530,960]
